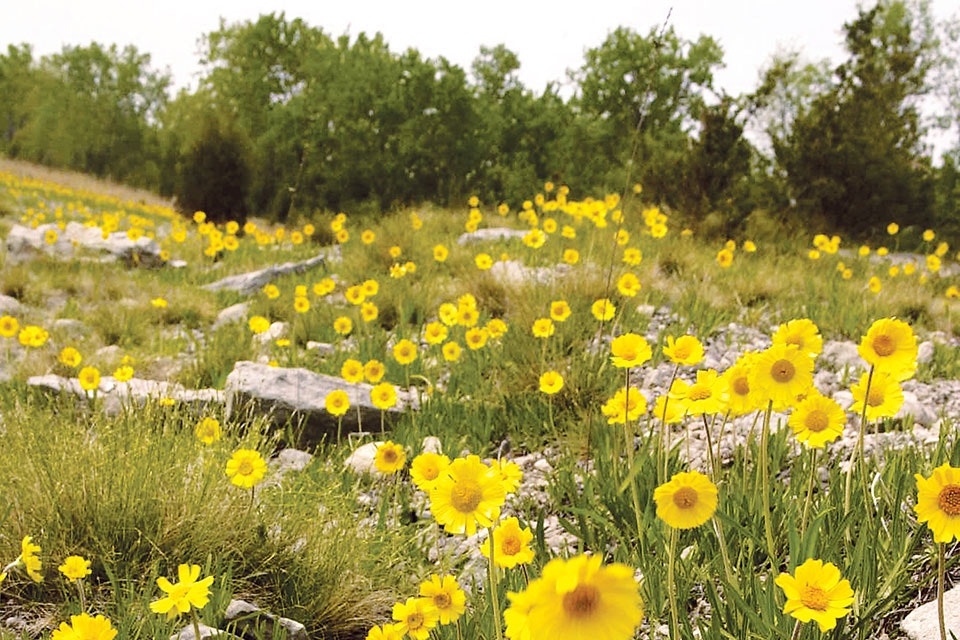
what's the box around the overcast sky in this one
[3,0,959,152]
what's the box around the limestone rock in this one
[169,624,240,640]
[213,302,251,329]
[224,361,418,446]
[344,442,379,475]
[901,585,960,639]
[202,248,341,295]
[456,227,527,245]
[6,222,163,267]
[223,599,308,640]
[820,340,864,371]
[0,295,22,315]
[27,374,223,415]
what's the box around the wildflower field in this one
[2,159,960,640]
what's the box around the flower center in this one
[450,480,482,513]
[805,409,829,433]
[433,593,451,609]
[731,376,750,397]
[501,536,522,556]
[406,612,424,630]
[938,485,960,516]
[867,387,886,407]
[770,359,796,384]
[872,334,896,357]
[672,486,699,509]
[562,584,600,618]
[787,336,804,349]
[382,449,397,464]
[799,585,829,611]
[237,459,254,476]
[674,346,691,359]
[688,384,712,401]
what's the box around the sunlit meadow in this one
[1,159,960,639]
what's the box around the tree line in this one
[1,0,959,237]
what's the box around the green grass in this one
[2,164,960,639]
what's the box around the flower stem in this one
[487,527,504,640]
[660,364,681,485]
[191,609,203,640]
[624,369,644,549]
[938,542,947,640]
[800,448,818,539]
[667,528,680,639]
[789,619,803,640]
[759,400,777,566]
[844,365,875,541]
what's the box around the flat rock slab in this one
[202,247,341,295]
[224,361,418,446]
[456,227,527,245]
[27,374,223,414]
[901,585,960,639]
[6,221,163,267]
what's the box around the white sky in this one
[3,0,959,152]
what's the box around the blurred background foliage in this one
[2,1,960,239]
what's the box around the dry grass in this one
[0,156,174,209]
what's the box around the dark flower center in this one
[872,334,896,357]
[805,410,829,433]
[562,584,600,618]
[771,359,796,384]
[938,485,960,516]
[672,486,699,509]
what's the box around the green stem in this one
[800,448,819,540]
[759,400,777,566]
[667,528,680,639]
[488,527,504,640]
[790,619,803,640]
[624,369,644,549]
[703,415,718,480]
[77,580,86,612]
[660,364,681,485]
[191,608,203,640]
[844,365,875,540]
[938,542,947,640]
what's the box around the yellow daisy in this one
[662,335,704,366]
[504,554,643,640]
[653,471,718,529]
[775,559,854,632]
[374,441,406,474]
[411,452,450,492]
[772,318,823,358]
[749,344,814,410]
[914,463,960,543]
[418,574,467,625]
[788,394,845,448]
[610,333,652,368]
[850,370,903,421]
[482,517,535,569]
[858,318,917,381]
[429,455,506,535]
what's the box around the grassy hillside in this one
[1,161,959,639]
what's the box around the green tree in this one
[778,1,937,233]
[573,25,724,204]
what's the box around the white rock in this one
[0,295,22,315]
[917,340,934,364]
[213,302,250,329]
[901,585,960,639]
[344,442,380,474]
[821,340,863,371]
[456,227,527,245]
[421,436,443,454]
[253,321,288,344]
